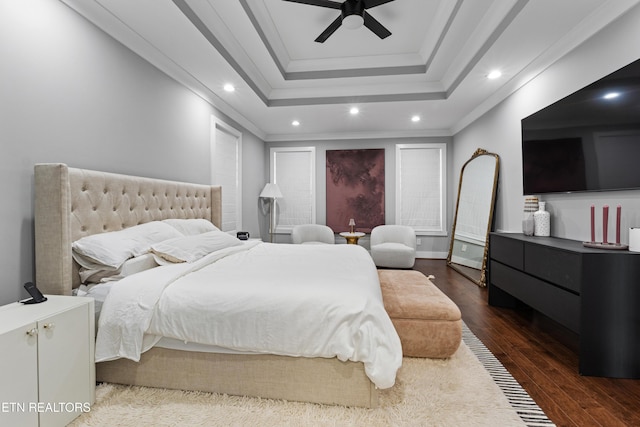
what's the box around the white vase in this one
[534,202,551,236]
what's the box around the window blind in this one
[396,143,446,234]
[271,147,316,231]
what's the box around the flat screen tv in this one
[521,58,640,194]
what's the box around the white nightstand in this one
[0,295,95,427]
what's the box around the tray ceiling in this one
[60,0,639,140]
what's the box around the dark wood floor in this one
[413,259,640,427]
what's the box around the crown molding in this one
[264,128,453,142]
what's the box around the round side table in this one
[339,231,365,245]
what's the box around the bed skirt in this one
[96,347,379,408]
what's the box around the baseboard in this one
[416,251,448,259]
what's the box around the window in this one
[270,147,316,233]
[211,117,242,233]
[396,143,447,235]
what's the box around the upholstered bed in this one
[34,163,398,408]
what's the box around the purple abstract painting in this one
[326,149,385,233]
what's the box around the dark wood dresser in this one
[488,232,640,379]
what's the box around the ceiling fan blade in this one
[363,0,395,9]
[282,0,341,9]
[363,11,391,39]
[315,15,342,43]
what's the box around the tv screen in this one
[522,58,640,194]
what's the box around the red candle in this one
[603,205,609,244]
[616,205,621,244]
[590,205,595,242]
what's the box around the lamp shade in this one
[260,183,283,199]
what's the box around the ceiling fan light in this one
[343,14,364,29]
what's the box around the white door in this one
[211,117,242,233]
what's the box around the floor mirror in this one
[447,148,500,287]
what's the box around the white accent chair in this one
[291,224,335,244]
[370,225,416,268]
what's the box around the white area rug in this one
[70,325,554,426]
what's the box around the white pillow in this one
[119,253,159,276]
[72,221,183,270]
[150,230,243,263]
[79,253,159,284]
[162,218,219,236]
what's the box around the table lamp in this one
[349,218,355,234]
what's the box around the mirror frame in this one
[447,148,500,287]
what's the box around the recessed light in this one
[603,92,620,100]
[411,115,421,122]
[350,107,359,115]
[223,83,235,92]
[292,120,300,126]
[487,70,502,79]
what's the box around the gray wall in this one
[0,0,265,305]
[454,3,640,243]
[265,137,454,257]
[4,0,640,306]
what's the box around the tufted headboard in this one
[34,163,222,295]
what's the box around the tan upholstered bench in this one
[379,270,462,358]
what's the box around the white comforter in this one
[95,241,402,389]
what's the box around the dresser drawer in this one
[524,244,581,294]
[490,261,580,333]
[490,234,523,269]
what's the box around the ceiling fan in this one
[282,0,395,43]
